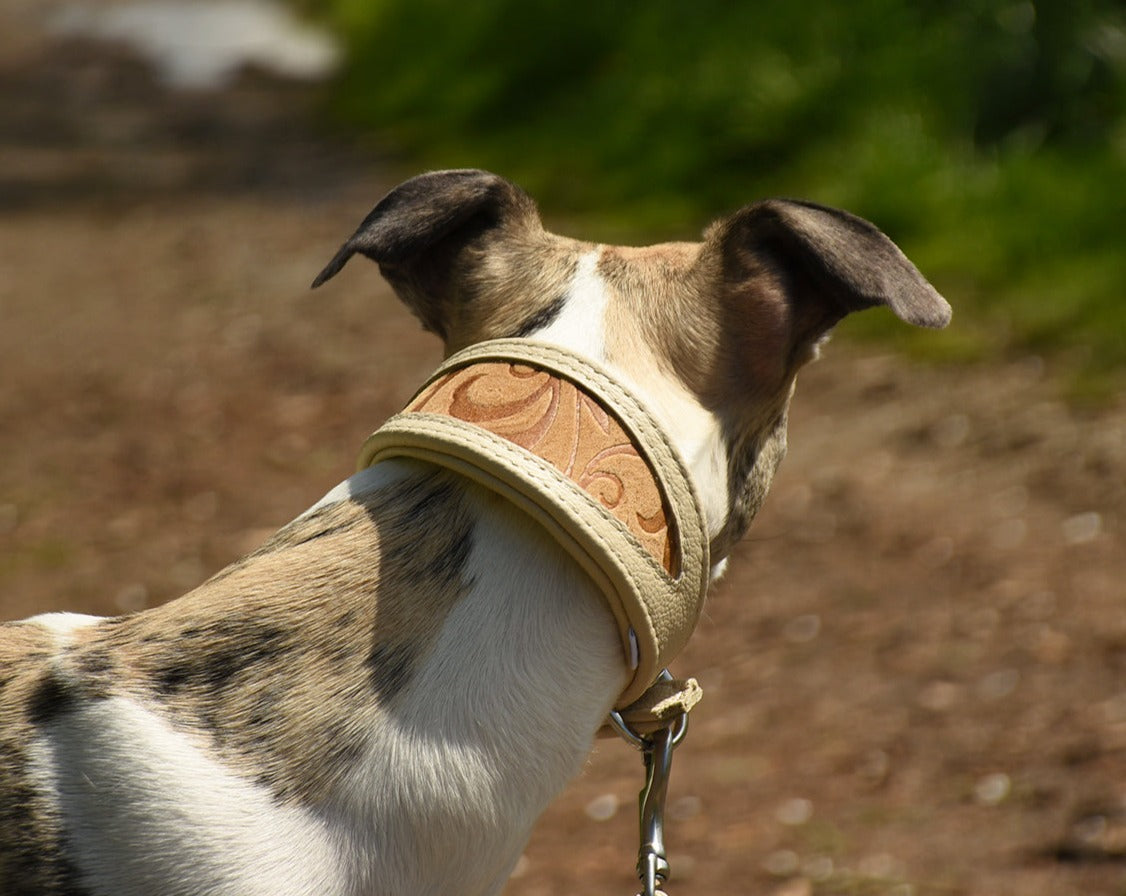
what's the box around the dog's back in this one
[0,468,476,895]
[0,463,611,896]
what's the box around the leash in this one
[358,339,710,893]
[609,669,690,896]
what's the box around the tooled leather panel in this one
[409,362,678,575]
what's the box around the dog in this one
[0,169,950,896]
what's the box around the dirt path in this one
[2,16,1124,896]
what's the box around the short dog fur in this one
[0,170,950,896]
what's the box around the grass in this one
[304,1,1126,392]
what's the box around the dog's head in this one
[314,169,950,565]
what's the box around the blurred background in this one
[1,1,1124,894]
[318,0,1126,393]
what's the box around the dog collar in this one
[358,338,710,709]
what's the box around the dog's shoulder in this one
[28,469,478,806]
[0,616,100,894]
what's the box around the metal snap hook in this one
[608,669,689,896]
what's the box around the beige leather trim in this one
[358,339,710,709]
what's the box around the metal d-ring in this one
[607,669,690,749]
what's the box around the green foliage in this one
[311,0,1126,383]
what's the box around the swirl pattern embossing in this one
[410,362,677,574]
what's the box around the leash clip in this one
[609,670,689,896]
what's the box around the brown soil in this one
[2,19,1124,896]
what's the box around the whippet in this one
[0,169,950,896]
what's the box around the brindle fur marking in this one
[0,626,91,895]
[4,472,474,810]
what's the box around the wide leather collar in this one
[358,339,710,709]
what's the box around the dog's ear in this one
[312,169,539,337]
[714,199,950,382]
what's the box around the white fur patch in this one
[332,493,626,895]
[30,696,348,896]
[679,412,732,556]
[608,368,731,550]
[304,457,424,515]
[535,250,608,361]
[25,612,102,642]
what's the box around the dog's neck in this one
[359,339,711,709]
[514,247,737,569]
[323,474,631,894]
